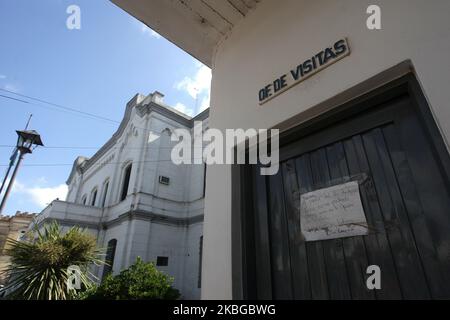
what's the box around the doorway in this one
[237,74,450,299]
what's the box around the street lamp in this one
[15,130,44,154]
[0,130,44,214]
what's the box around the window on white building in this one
[156,256,168,266]
[81,195,87,205]
[101,180,109,208]
[90,188,98,206]
[102,239,117,281]
[120,163,132,202]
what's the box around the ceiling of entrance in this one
[111,0,262,67]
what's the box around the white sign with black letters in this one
[258,38,351,105]
[300,181,368,242]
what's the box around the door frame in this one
[231,62,450,299]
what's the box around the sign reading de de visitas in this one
[258,38,350,105]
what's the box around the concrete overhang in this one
[111,0,262,67]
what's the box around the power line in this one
[0,144,98,150]
[0,88,120,124]
[0,94,30,104]
[0,144,204,150]
[0,89,200,134]
[0,158,206,168]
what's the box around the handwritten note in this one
[300,181,368,241]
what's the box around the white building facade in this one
[32,91,208,299]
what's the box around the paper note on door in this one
[300,181,368,241]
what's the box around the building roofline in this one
[66,93,210,182]
[0,211,37,221]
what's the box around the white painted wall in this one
[98,219,203,299]
[202,0,450,299]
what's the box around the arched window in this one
[102,239,117,280]
[101,180,109,208]
[120,163,132,201]
[81,194,87,205]
[90,188,98,206]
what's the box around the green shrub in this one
[82,257,180,300]
[1,222,104,300]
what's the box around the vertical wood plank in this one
[295,154,329,299]
[362,128,430,299]
[343,135,403,299]
[326,141,375,299]
[267,170,293,299]
[384,120,450,298]
[252,165,273,299]
[281,160,311,299]
[309,148,351,300]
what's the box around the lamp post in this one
[0,149,18,196]
[0,130,44,214]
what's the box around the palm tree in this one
[0,222,104,300]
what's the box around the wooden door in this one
[250,94,450,299]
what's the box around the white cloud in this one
[174,102,194,117]
[141,24,162,39]
[175,65,211,99]
[35,176,48,185]
[175,64,211,114]
[0,75,21,93]
[11,179,68,209]
[2,83,20,93]
[11,180,26,193]
[27,184,68,207]
[199,95,210,113]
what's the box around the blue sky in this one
[0,0,211,215]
